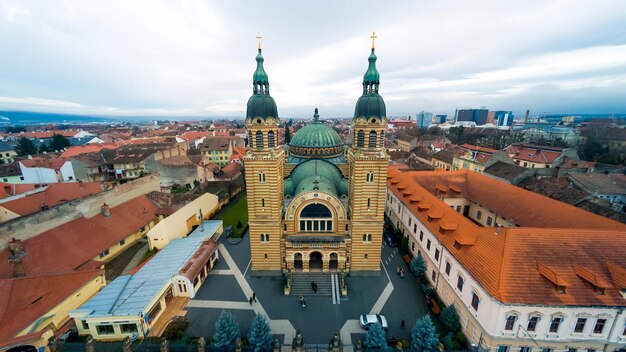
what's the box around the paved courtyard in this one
[184,233,430,348]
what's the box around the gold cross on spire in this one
[256,33,263,50]
[370,31,377,50]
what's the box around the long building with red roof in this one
[386,167,626,352]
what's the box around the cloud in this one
[0,0,625,117]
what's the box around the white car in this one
[359,314,388,330]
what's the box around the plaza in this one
[184,231,431,347]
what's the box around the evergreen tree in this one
[213,311,240,348]
[410,315,439,352]
[410,255,426,277]
[248,314,272,352]
[364,323,387,350]
[442,332,460,350]
[38,143,50,153]
[49,134,71,151]
[440,304,461,332]
[15,137,37,156]
[284,127,292,144]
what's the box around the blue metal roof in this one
[73,220,222,318]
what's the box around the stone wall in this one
[0,174,161,250]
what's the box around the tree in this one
[284,127,292,144]
[38,143,50,153]
[448,126,465,145]
[213,311,240,348]
[248,314,272,352]
[411,315,439,352]
[49,134,70,151]
[15,137,37,156]
[364,323,387,350]
[440,304,461,332]
[442,332,460,350]
[400,236,409,253]
[410,255,426,277]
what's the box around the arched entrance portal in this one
[294,253,303,271]
[309,252,323,272]
[329,252,338,271]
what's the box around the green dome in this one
[253,49,269,85]
[354,93,386,119]
[289,109,343,158]
[284,159,348,197]
[363,49,380,84]
[246,94,278,120]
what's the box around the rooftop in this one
[568,173,626,195]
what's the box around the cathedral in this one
[243,36,388,276]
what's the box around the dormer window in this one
[556,285,566,294]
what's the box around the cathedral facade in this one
[243,39,388,275]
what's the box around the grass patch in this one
[140,248,158,263]
[214,193,248,238]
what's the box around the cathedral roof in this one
[284,159,348,198]
[246,48,278,122]
[354,47,386,121]
[290,109,343,150]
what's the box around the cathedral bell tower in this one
[347,33,389,273]
[243,39,285,274]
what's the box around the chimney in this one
[495,224,502,235]
[78,180,84,189]
[102,203,111,217]
[8,238,27,277]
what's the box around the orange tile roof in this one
[0,269,103,340]
[505,144,562,164]
[0,195,159,276]
[122,137,167,145]
[0,183,38,199]
[19,157,67,170]
[16,130,79,139]
[61,144,119,157]
[460,144,497,153]
[0,182,104,218]
[177,131,210,142]
[388,167,626,306]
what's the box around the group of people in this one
[396,266,405,278]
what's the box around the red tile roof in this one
[0,195,159,276]
[505,144,562,164]
[177,131,210,142]
[0,269,103,341]
[0,182,104,218]
[61,144,120,157]
[0,183,38,199]
[388,168,626,306]
[19,157,68,170]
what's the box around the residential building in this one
[0,163,25,184]
[512,123,581,146]
[0,142,16,165]
[504,143,577,168]
[70,221,222,341]
[397,135,417,152]
[243,43,388,275]
[568,173,626,205]
[431,149,455,171]
[386,167,626,352]
[19,157,76,183]
[452,144,513,173]
[198,137,233,166]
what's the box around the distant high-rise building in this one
[492,111,514,126]
[433,114,447,124]
[455,109,489,125]
[416,111,433,128]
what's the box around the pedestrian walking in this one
[252,292,257,302]
[396,265,401,275]
[400,269,405,279]
[249,296,253,305]
[400,319,405,329]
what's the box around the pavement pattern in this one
[184,234,430,350]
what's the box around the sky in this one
[1,0,626,119]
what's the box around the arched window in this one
[357,130,365,147]
[268,131,275,148]
[366,172,374,183]
[299,203,333,232]
[259,172,266,183]
[255,131,264,148]
[261,234,270,242]
[248,131,253,147]
[261,198,265,207]
[379,131,385,147]
[368,131,377,148]
[367,198,371,209]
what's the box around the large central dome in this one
[289,108,343,159]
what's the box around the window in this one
[261,198,265,207]
[99,249,110,258]
[486,216,493,226]
[574,318,586,333]
[367,198,371,209]
[567,349,576,352]
[431,270,436,282]
[255,131,264,148]
[549,317,562,333]
[419,231,424,241]
[261,234,270,242]
[363,234,372,242]
[408,218,412,227]
[413,224,417,233]
[527,316,539,332]
[504,315,517,331]
[120,323,138,334]
[96,324,114,335]
[497,346,510,352]
[520,347,531,352]
[586,349,596,352]
[267,131,275,148]
[357,130,365,147]
[445,262,451,276]
[81,320,89,330]
[259,172,266,183]
[434,249,440,261]
[411,242,415,251]
[366,172,375,183]
[119,239,125,246]
[364,253,368,259]
[264,253,268,259]
[593,319,606,334]
[471,292,480,311]
[457,276,464,291]
[476,210,482,220]
[368,131,377,148]
[623,325,626,336]
[541,348,553,352]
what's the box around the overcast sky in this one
[1,0,626,118]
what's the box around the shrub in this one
[440,304,461,332]
[442,332,460,350]
[410,256,426,277]
[400,236,409,253]
[410,316,439,352]
[364,323,387,350]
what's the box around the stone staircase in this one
[290,272,332,296]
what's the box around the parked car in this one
[383,231,397,247]
[359,314,389,330]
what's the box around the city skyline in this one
[1,0,626,117]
